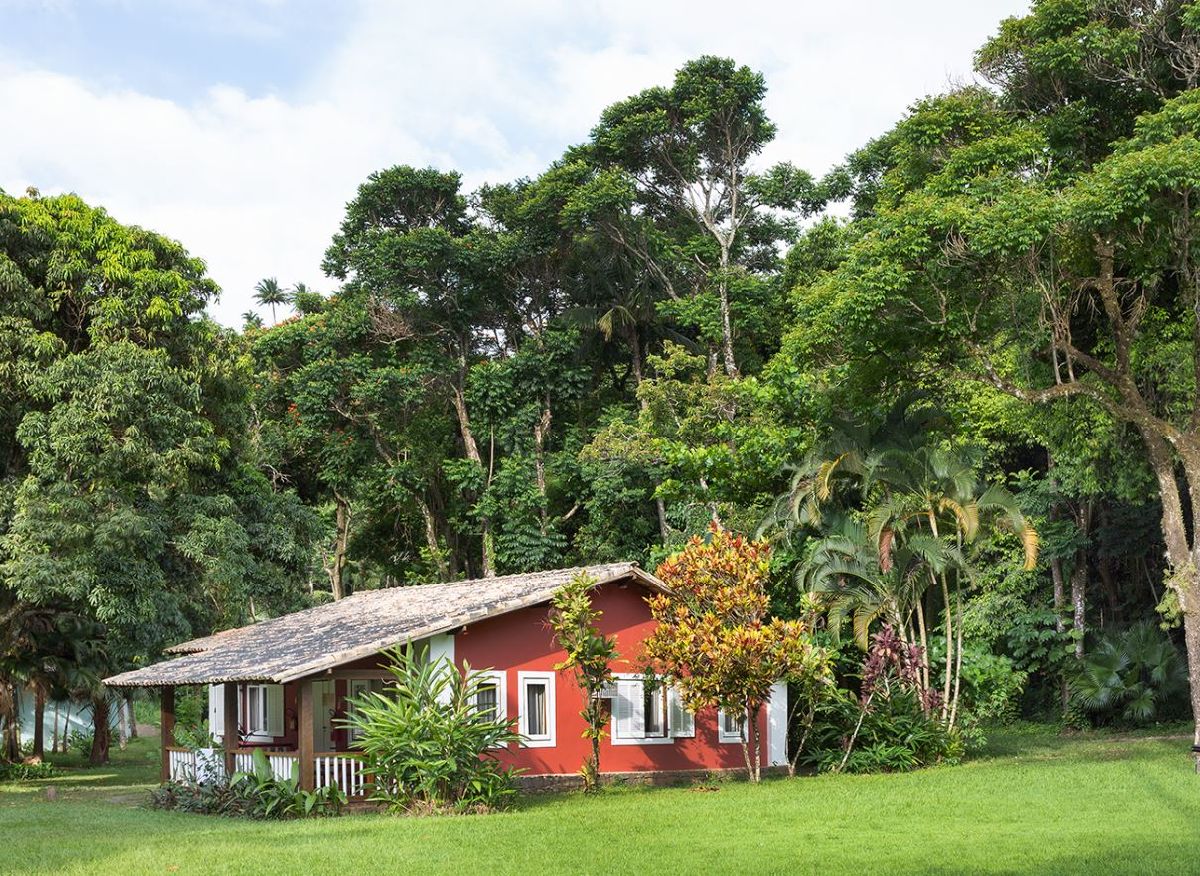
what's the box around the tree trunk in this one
[32,687,45,760]
[126,692,138,739]
[533,401,552,534]
[1071,501,1093,660]
[416,495,449,581]
[0,683,20,762]
[1142,429,1200,760]
[328,493,351,600]
[629,326,670,545]
[450,380,494,578]
[89,694,110,766]
[1050,557,1070,712]
[716,247,738,377]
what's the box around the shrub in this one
[0,761,60,781]
[927,638,1028,725]
[340,645,521,814]
[1071,622,1189,726]
[801,627,962,774]
[150,749,345,819]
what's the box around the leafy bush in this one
[1071,622,1189,726]
[0,761,60,781]
[340,645,521,814]
[150,749,345,819]
[801,627,963,774]
[804,688,963,774]
[927,638,1028,725]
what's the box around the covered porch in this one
[156,673,387,796]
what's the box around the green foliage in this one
[339,646,521,813]
[549,572,619,791]
[0,760,60,781]
[1071,622,1189,726]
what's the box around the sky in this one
[0,0,1031,327]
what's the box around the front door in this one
[312,680,335,751]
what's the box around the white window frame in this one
[472,670,508,748]
[718,707,747,744]
[610,674,691,746]
[517,671,556,748]
[244,684,269,738]
[346,678,388,743]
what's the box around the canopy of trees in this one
[6,1,1200,763]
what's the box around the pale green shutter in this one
[208,685,225,742]
[266,685,284,737]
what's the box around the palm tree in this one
[241,311,263,330]
[253,277,287,324]
[1072,622,1188,724]
[768,397,1038,728]
[863,445,1037,726]
[801,515,962,661]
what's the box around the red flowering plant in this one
[642,523,830,782]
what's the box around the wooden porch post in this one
[223,683,239,775]
[160,686,175,783]
[297,678,314,791]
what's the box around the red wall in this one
[455,579,767,776]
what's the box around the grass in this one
[3,725,1199,875]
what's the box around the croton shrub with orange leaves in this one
[642,523,830,781]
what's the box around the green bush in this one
[804,688,962,774]
[1071,622,1189,726]
[0,761,60,781]
[928,638,1028,725]
[340,645,521,814]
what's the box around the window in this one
[245,685,267,735]
[643,684,667,738]
[517,672,556,747]
[472,670,507,724]
[718,708,746,744]
[242,684,282,739]
[612,676,694,745]
[347,679,389,742]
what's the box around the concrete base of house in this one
[516,765,789,792]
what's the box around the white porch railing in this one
[167,747,365,797]
[315,753,367,797]
[167,747,196,781]
[232,750,298,781]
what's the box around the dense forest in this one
[4,0,1200,764]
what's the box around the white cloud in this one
[0,0,1030,326]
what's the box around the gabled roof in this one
[104,563,664,687]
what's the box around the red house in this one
[105,563,788,792]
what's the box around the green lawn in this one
[3,726,1198,875]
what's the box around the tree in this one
[642,523,828,781]
[793,2,1200,753]
[548,572,618,792]
[0,191,320,762]
[254,277,287,324]
[587,56,820,377]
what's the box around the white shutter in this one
[266,685,284,737]
[613,679,642,740]
[668,687,695,738]
[208,684,225,743]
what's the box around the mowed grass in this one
[2,726,1198,875]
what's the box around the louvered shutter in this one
[668,686,695,738]
[266,685,284,737]
[208,685,225,742]
[614,679,644,740]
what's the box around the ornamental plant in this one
[339,645,521,814]
[549,572,618,792]
[642,523,829,782]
